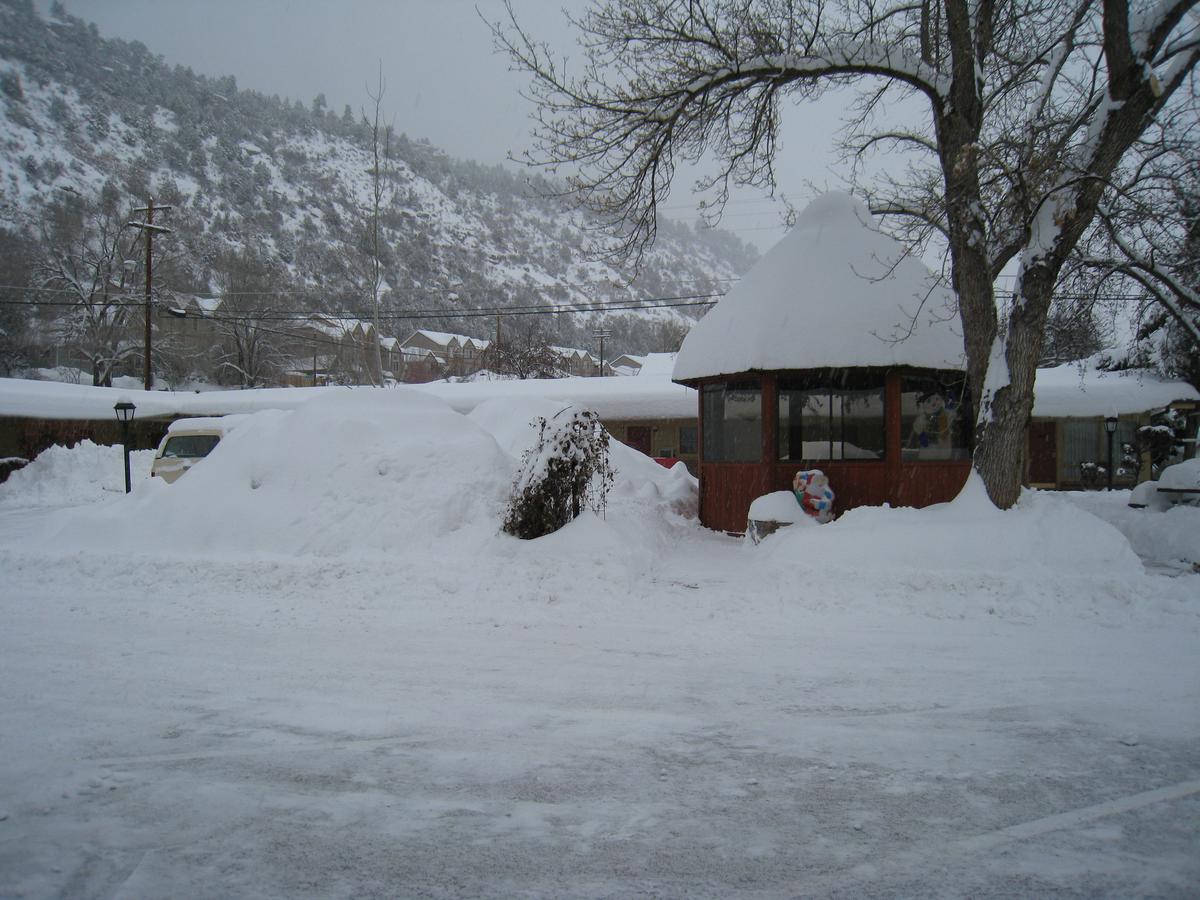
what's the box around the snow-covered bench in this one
[1128,459,1200,510]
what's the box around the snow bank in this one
[49,391,512,557]
[32,393,697,562]
[0,441,155,509]
[753,473,1144,580]
[1066,489,1200,574]
[4,396,1192,628]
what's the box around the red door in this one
[625,425,652,456]
[1028,422,1057,485]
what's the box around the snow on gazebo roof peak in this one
[673,192,966,383]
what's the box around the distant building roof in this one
[550,346,597,363]
[405,329,491,350]
[614,353,677,377]
[673,192,965,382]
[1031,360,1199,418]
[1,362,1194,424]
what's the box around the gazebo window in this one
[679,425,697,455]
[900,375,972,460]
[778,377,885,461]
[702,381,762,462]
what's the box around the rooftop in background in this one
[404,330,492,350]
[612,353,678,377]
[2,358,1195,426]
[0,375,697,424]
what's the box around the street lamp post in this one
[114,399,136,494]
[1104,415,1119,492]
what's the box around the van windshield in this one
[161,434,221,459]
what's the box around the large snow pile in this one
[745,474,1172,620]
[754,474,1142,578]
[0,440,155,509]
[31,392,697,561]
[1066,488,1200,575]
[4,392,1195,609]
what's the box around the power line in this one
[0,290,727,319]
[0,272,740,302]
[0,288,1159,316]
[209,297,721,325]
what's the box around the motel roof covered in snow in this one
[1,363,1195,426]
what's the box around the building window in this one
[1061,418,1139,484]
[900,375,972,460]
[778,375,885,460]
[702,381,762,462]
[679,425,697,455]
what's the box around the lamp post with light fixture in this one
[114,399,136,493]
[1105,415,1119,492]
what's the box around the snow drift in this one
[752,473,1144,579]
[28,391,697,561]
[0,440,155,510]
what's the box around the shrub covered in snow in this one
[503,408,613,539]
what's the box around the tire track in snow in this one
[957,779,1200,852]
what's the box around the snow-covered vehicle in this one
[1128,458,1200,510]
[150,416,244,483]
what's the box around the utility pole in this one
[592,327,612,377]
[127,198,173,390]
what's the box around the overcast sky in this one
[51,0,857,250]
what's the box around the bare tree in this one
[496,0,1200,508]
[490,322,566,379]
[36,198,143,386]
[361,65,393,386]
[210,247,289,388]
[0,230,40,375]
[1071,149,1200,385]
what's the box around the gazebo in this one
[673,193,972,533]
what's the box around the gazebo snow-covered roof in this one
[673,192,964,383]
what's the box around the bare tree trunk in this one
[365,66,389,387]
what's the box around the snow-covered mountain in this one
[0,0,755,356]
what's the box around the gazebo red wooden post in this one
[761,373,778,501]
[885,372,903,506]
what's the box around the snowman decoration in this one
[792,469,835,524]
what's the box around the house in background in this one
[294,315,391,385]
[604,415,698,471]
[550,346,602,377]
[1027,361,1199,488]
[398,330,492,382]
[672,193,972,533]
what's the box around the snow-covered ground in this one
[1,392,1197,897]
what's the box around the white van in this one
[150,415,246,483]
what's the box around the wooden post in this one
[129,198,172,391]
[761,373,777,497]
[885,372,902,505]
[143,199,154,389]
